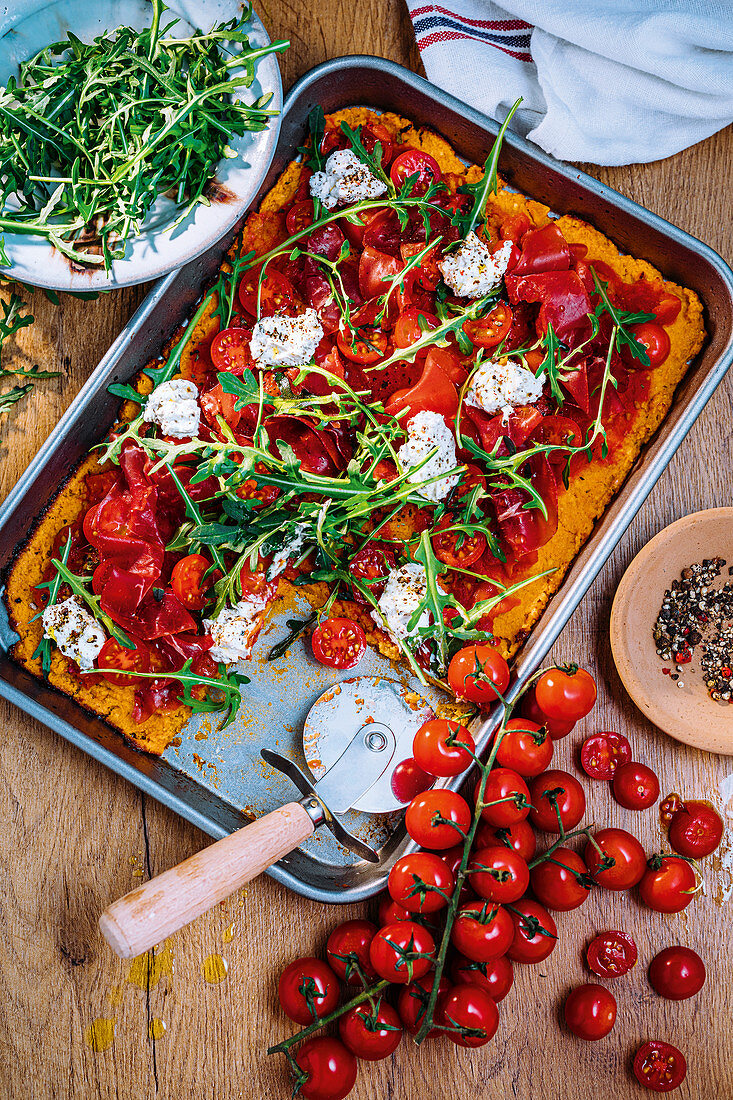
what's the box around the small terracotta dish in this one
[610,509,733,756]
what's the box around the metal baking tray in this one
[1,56,732,904]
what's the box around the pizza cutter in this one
[99,676,434,959]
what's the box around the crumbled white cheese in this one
[398,410,459,503]
[143,378,200,439]
[250,309,323,368]
[267,524,309,580]
[309,149,387,211]
[439,233,512,299]
[466,357,546,419]
[42,596,106,670]
[372,563,430,643]
[204,593,272,664]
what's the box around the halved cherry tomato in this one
[668,800,724,858]
[612,761,660,810]
[463,303,513,349]
[393,306,439,348]
[432,516,486,568]
[535,666,597,723]
[580,731,632,780]
[210,326,253,374]
[629,321,671,368]
[96,636,151,686]
[633,1040,687,1093]
[238,269,300,317]
[587,930,638,978]
[348,543,396,604]
[286,199,315,235]
[171,553,215,610]
[448,644,510,705]
[530,413,583,466]
[412,717,475,778]
[336,324,389,364]
[390,149,442,195]
[311,617,366,670]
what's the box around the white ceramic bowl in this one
[0,0,283,290]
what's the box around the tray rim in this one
[1,54,733,904]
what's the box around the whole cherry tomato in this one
[580,731,632,780]
[450,900,514,962]
[630,321,671,367]
[476,819,537,862]
[397,973,450,1037]
[530,847,591,911]
[584,828,647,890]
[468,845,530,904]
[369,921,435,984]
[405,790,472,849]
[528,769,586,833]
[668,800,724,858]
[612,761,660,810]
[633,1040,687,1092]
[377,895,413,926]
[326,920,378,986]
[586,931,638,978]
[389,149,442,195]
[506,899,557,964]
[278,957,340,1025]
[564,984,617,1041]
[412,718,476,777]
[534,666,597,723]
[639,856,697,913]
[442,985,499,1048]
[519,686,575,739]
[311,617,366,670]
[294,1037,357,1100]
[450,953,514,1002]
[448,644,510,704]
[476,768,531,827]
[648,946,705,1000]
[387,852,455,914]
[495,717,553,778]
[338,1000,402,1061]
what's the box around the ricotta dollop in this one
[439,233,512,299]
[250,309,323,368]
[42,596,106,670]
[204,593,271,664]
[309,149,387,211]
[466,357,546,419]
[398,410,459,503]
[372,563,430,644]
[144,378,200,439]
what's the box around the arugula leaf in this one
[453,97,522,238]
[218,368,264,409]
[108,382,144,404]
[591,270,654,366]
[340,122,392,191]
[0,382,32,413]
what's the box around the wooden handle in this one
[99,801,315,959]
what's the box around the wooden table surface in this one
[1,5,732,1099]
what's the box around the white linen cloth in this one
[406,0,733,164]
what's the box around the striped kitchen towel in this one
[407,0,733,165]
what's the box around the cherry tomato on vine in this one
[633,1040,687,1093]
[326,920,378,986]
[450,900,514,962]
[412,717,475,777]
[535,666,597,723]
[448,644,510,704]
[630,321,671,368]
[294,1037,357,1100]
[338,1000,403,1061]
[668,800,724,858]
[397,974,450,1037]
[432,517,487,569]
[468,845,530,904]
[528,769,586,833]
[389,149,442,195]
[519,686,575,740]
[586,931,638,978]
[210,326,254,374]
[450,952,514,1002]
[563,984,617,1041]
[530,847,591,911]
[311,617,366,670]
[278,957,340,1025]
[462,302,513,349]
[405,789,472,849]
[442,985,500,1048]
[648,946,705,1000]
[388,853,455,914]
[580,731,632,780]
[612,761,660,810]
[170,553,214,611]
[639,856,698,913]
[584,828,647,890]
[369,921,435,984]
[476,767,531,828]
[495,717,553,778]
[506,899,557,964]
[377,895,413,926]
[476,819,537,862]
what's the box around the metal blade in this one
[313,722,396,814]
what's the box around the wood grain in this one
[1,4,732,1098]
